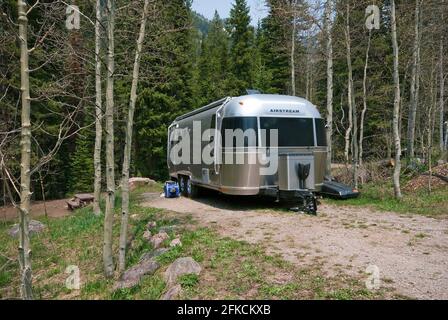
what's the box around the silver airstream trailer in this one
[167,94,327,213]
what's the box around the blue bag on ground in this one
[164,181,180,198]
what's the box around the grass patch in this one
[178,274,199,289]
[325,181,448,216]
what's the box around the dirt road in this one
[0,199,71,221]
[142,193,448,300]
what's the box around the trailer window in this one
[221,117,258,147]
[315,118,327,146]
[260,117,314,147]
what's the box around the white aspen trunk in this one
[428,64,436,193]
[439,0,445,154]
[304,42,310,101]
[414,49,421,155]
[17,0,33,300]
[119,0,149,273]
[325,0,333,177]
[428,113,433,192]
[407,0,421,159]
[391,0,402,199]
[344,4,353,166]
[103,0,115,278]
[351,67,359,189]
[290,0,296,96]
[359,31,372,167]
[93,0,103,216]
[431,71,438,157]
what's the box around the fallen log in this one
[421,173,448,183]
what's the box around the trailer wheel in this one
[185,177,200,198]
[179,175,187,196]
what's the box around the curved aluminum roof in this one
[174,94,323,123]
[224,94,322,118]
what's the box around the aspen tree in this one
[17,0,33,299]
[119,0,150,272]
[391,0,403,199]
[103,0,116,278]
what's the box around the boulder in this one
[150,231,169,249]
[170,238,182,248]
[114,257,160,290]
[161,284,181,300]
[8,220,46,238]
[129,177,157,191]
[164,257,201,286]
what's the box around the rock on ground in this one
[164,257,202,286]
[114,257,160,290]
[170,238,182,247]
[129,177,157,191]
[150,231,169,249]
[8,220,46,238]
[161,284,182,300]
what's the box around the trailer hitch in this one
[292,163,317,215]
[290,190,317,215]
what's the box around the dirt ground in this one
[142,193,448,300]
[0,199,71,221]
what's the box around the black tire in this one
[185,177,200,199]
[179,175,187,196]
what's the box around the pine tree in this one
[257,0,290,94]
[198,11,230,103]
[228,0,254,95]
[253,21,274,93]
[69,130,95,193]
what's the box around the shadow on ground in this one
[141,188,315,213]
